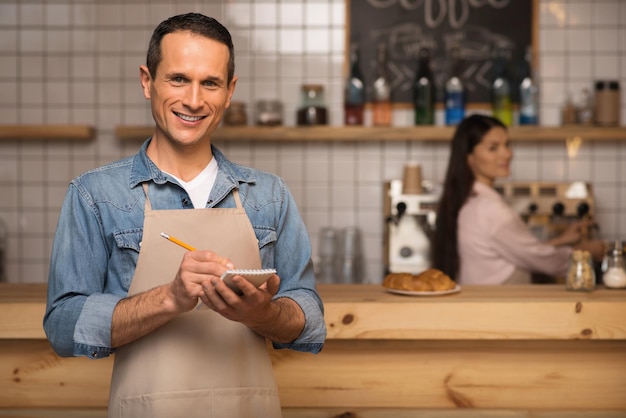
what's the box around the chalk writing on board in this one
[350,0,533,104]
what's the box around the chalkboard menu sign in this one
[349,0,535,105]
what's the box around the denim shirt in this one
[44,140,326,358]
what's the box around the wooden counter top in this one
[2,283,625,340]
[1,283,625,414]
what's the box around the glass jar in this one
[255,100,283,126]
[602,241,626,289]
[566,250,595,291]
[297,84,328,126]
[224,102,248,126]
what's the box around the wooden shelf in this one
[0,125,95,141]
[115,125,626,143]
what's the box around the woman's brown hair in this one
[431,114,507,279]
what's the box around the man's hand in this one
[201,274,305,344]
[168,250,235,312]
[111,250,234,348]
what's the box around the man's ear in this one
[139,65,152,100]
[224,76,238,109]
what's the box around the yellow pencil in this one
[160,232,196,251]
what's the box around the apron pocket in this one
[119,387,282,418]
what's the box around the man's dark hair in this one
[146,13,235,84]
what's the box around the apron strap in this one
[142,183,152,211]
[232,189,243,209]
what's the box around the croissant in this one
[383,268,456,292]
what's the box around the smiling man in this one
[44,13,326,418]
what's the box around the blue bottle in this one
[518,46,539,125]
[445,48,465,126]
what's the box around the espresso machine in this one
[384,163,440,274]
[495,181,595,241]
[495,180,596,283]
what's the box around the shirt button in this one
[91,352,98,358]
[182,198,189,205]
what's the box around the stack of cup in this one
[317,227,338,283]
[334,227,364,284]
[402,161,423,195]
[317,226,365,284]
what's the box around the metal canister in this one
[594,80,620,126]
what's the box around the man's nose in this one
[183,84,204,109]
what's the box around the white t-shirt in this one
[165,158,218,209]
[457,181,572,285]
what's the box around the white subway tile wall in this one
[0,0,624,283]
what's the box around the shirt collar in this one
[128,138,258,190]
[472,180,501,199]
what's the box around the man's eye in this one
[172,77,185,83]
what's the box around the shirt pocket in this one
[112,229,142,291]
[253,226,276,267]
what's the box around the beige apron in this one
[108,184,282,418]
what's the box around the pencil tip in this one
[160,232,168,238]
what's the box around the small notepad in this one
[220,269,276,295]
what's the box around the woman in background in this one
[432,114,604,284]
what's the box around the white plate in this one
[383,284,461,296]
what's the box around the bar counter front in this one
[1,283,625,417]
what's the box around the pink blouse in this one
[457,181,572,285]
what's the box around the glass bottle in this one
[297,84,328,126]
[372,42,392,127]
[566,250,595,291]
[344,44,365,126]
[518,46,539,125]
[444,46,465,126]
[491,47,513,126]
[561,92,577,125]
[602,241,626,289]
[412,47,435,125]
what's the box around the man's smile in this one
[173,111,206,122]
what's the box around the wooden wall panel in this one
[2,340,625,410]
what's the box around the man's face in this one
[140,31,236,147]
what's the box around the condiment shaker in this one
[594,80,620,126]
[602,241,626,289]
[566,250,595,291]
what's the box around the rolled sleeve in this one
[272,290,326,354]
[73,293,123,358]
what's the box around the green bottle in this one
[491,48,513,126]
[413,48,435,125]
